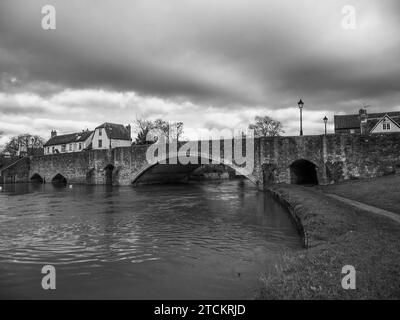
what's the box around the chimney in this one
[51,130,57,138]
[126,124,131,139]
[359,108,368,134]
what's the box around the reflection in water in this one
[0,180,302,299]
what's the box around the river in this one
[0,180,302,299]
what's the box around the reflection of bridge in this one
[2,134,400,190]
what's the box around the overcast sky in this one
[1,0,400,144]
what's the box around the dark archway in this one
[104,164,115,185]
[30,173,44,184]
[290,159,318,185]
[52,173,67,185]
[86,168,95,185]
[131,156,258,186]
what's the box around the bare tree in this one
[0,130,4,153]
[133,118,185,144]
[248,116,284,137]
[133,118,155,145]
[153,119,184,142]
[153,119,170,142]
[173,122,184,142]
[2,134,45,156]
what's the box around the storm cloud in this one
[1,0,400,144]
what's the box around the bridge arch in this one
[104,164,115,185]
[30,173,44,184]
[131,153,258,186]
[86,168,95,185]
[289,159,319,185]
[52,173,67,184]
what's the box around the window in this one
[61,144,66,152]
[383,122,391,131]
[98,140,102,148]
[78,143,82,150]
[52,147,55,153]
[99,129,102,136]
[69,144,72,151]
[47,147,50,154]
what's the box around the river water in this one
[0,180,302,299]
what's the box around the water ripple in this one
[0,180,302,299]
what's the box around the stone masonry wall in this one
[1,133,400,188]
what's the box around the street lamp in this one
[298,99,304,136]
[323,116,328,135]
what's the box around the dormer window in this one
[383,121,391,131]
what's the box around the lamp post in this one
[298,99,304,136]
[323,116,328,135]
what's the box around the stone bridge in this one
[2,134,400,189]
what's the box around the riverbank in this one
[319,174,400,215]
[258,183,400,299]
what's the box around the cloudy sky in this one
[1,0,400,144]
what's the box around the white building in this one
[91,123,132,150]
[369,115,400,133]
[43,130,94,155]
[43,123,132,155]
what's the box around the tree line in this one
[0,115,284,156]
[132,115,284,145]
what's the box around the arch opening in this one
[290,159,318,185]
[30,173,44,184]
[104,164,115,185]
[132,156,256,186]
[86,168,95,185]
[52,173,67,185]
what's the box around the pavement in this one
[327,193,400,224]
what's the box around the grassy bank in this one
[258,184,400,299]
[319,174,400,215]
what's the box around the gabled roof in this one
[95,123,131,140]
[370,114,400,132]
[44,131,93,147]
[334,111,400,131]
[366,111,400,119]
[334,114,360,130]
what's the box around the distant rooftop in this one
[334,111,400,130]
[96,122,131,140]
[44,130,93,147]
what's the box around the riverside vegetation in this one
[258,175,400,299]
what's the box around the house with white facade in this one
[91,123,132,150]
[369,114,400,133]
[43,130,94,155]
[334,109,400,134]
[43,123,132,155]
